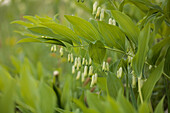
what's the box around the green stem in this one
[138,77,144,104]
[105,47,133,57]
[163,72,170,80]
[126,73,129,100]
[130,85,138,109]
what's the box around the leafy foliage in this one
[0,0,169,113]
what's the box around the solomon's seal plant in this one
[7,0,170,113]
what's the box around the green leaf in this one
[19,59,39,111]
[61,76,72,108]
[23,15,40,24]
[88,40,106,64]
[147,37,170,65]
[17,38,42,44]
[73,99,99,113]
[138,102,150,113]
[107,72,124,99]
[117,93,136,113]
[86,91,106,113]
[41,22,80,45]
[141,59,164,101]
[164,47,170,76]
[0,66,13,91]
[28,27,57,37]
[107,96,123,113]
[97,77,107,91]
[65,15,101,42]
[127,0,162,13]
[39,81,56,113]
[28,27,73,45]
[111,10,140,46]
[98,21,126,51]
[11,20,34,27]
[17,38,65,46]
[154,96,165,113]
[0,79,16,113]
[132,24,150,77]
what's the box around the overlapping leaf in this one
[98,21,126,51]
[111,10,140,46]
[65,15,101,42]
[132,24,150,77]
[88,41,106,64]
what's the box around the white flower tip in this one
[53,70,59,76]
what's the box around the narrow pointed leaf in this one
[132,24,150,76]
[111,10,140,46]
[142,59,164,101]
[98,21,126,51]
[65,15,101,42]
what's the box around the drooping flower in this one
[89,66,93,76]
[83,66,88,77]
[76,71,81,80]
[92,1,98,14]
[117,67,122,78]
[59,47,64,57]
[68,54,71,62]
[72,65,75,74]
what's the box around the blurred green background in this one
[0,0,92,73]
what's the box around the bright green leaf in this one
[132,24,150,77]
[164,47,170,76]
[39,81,57,113]
[154,96,165,113]
[107,72,124,99]
[142,59,164,101]
[11,20,34,27]
[111,10,140,46]
[65,15,101,42]
[88,40,106,64]
[41,22,80,45]
[98,21,126,51]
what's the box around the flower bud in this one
[106,62,109,71]
[83,66,88,77]
[132,75,136,88]
[82,73,85,82]
[109,18,112,25]
[78,57,81,68]
[90,75,95,87]
[53,70,59,77]
[68,54,71,62]
[72,65,75,74]
[100,8,105,21]
[89,58,92,65]
[149,65,152,69]
[82,58,85,65]
[94,73,98,83]
[74,57,78,67]
[51,45,56,52]
[102,61,106,71]
[117,67,122,78]
[59,47,64,57]
[51,46,54,52]
[85,59,88,65]
[71,53,74,63]
[53,45,57,52]
[92,1,98,15]
[95,7,101,19]
[89,66,93,76]
[112,19,116,25]
[76,71,81,80]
